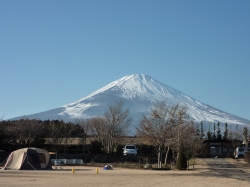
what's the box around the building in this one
[203,139,235,158]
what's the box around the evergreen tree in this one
[243,127,248,142]
[212,123,217,140]
[217,122,222,140]
[200,121,204,139]
[176,144,187,170]
[207,123,212,140]
[248,129,250,141]
[196,123,200,136]
[228,124,233,140]
[223,123,228,140]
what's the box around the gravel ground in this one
[0,158,250,187]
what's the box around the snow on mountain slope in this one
[11,74,250,134]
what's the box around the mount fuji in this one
[12,74,249,134]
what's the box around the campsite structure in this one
[2,147,52,170]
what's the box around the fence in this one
[51,159,84,165]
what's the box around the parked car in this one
[234,147,250,158]
[123,145,138,156]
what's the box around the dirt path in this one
[203,158,250,182]
[0,158,250,187]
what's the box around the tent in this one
[2,147,52,170]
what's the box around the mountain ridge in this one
[11,74,250,134]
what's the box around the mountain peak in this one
[80,74,158,100]
[11,74,250,134]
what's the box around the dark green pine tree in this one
[207,123,212,140]
[200,121,205,139]
[243,127,248,142]
[176,144,187,170]
[196,123,200,136]
[212,123,217,140]
[217,122,222,140]
[223,123,228,140]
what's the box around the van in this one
[123,145,138,156]
[234,147,250,158]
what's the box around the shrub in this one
[176,146,187,170]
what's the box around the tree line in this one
[1,100,248,169]
[0,100,133,154]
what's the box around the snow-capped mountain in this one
[12,74,250,134]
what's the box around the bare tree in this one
[230,125,243,149]
[137,102,188,168]
[88,117,108,151]
[104,100,132,153]
[61,122,76,153]
[22,119,44,147]
[168,106,189,169]
[4,119,44,148]
[75,119,92,152]
[182,122,204,170]
[0,120,16,148]
[47,120,74,154]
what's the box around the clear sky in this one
[1,0,249,121]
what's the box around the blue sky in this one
[1,0,249,120]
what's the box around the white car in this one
[234,147,250,158]
[123,145,138,156]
